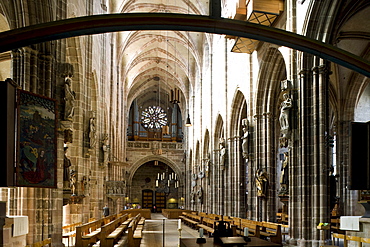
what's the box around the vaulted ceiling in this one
[112,0,211,113]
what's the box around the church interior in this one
[1,0,370,246]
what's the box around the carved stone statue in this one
[63,147,72,184]
[197,187,203,204]
[255,168,268,197]
[81,175,89,196]
[241,118,249,159]
[205,153,211,178]
[102,134,109,164]
[70,170,77,196]
[219,137,226,169]
[89,113,97,149]
[279,152,289,195]
[64,76,76,121]
[279,93,292,138]
[190,191,196,204]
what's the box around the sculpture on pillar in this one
[89,112,97,149]
[279,93,292,138]
[81,175,90,197]
[241,118,249,159]
[102,134,110,165]
[70,170,77,196]
[190,191,196,204]
[63,147,72,187]
[279,80,293,148]
[279,152,289,196]
[255,168,268,197]
[205,153,211,178]
[197,187,203,204]
[219,137,226,170]
[63,76,76,121]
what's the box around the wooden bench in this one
[26,238,52,247]
[197,217,216,236]
[162,209,193,219]
[75,214,117,247]
[237,218,261,238]
[62,222,82,247]
[127,214,145,247]
[179,212,201,228]
[259,222,282,244]
[99,213,131,246]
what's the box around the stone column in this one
[317,65,331,243]
[30,48,38,93]
[11,49,21,85]
[22,47,31,91]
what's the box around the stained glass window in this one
[141,106,168,129]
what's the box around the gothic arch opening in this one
[129,159,181,212]
[229,90,248,217]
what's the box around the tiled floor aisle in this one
[140,213,200,247]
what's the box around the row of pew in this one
[329,233,370,247]
[62,211,145,247]
[179,211,288,245]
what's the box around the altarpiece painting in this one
[16,90,57,188]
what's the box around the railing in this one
[127,141,184,150]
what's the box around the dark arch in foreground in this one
[0,13,369,77]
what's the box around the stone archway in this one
[128,155,183,182]
[127,155,183,211]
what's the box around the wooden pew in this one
[197,217,216,236]
[127,214,145,247]
[179,212,201,228]
[259,222,282,244]
[362,238,370,246]
[75,214,117,247]
[346,235,362,247]
[26,238,52,247]
[238,218,261,238]
[99,214,130,246]
[62,222,82,247]
[162,209,193,219]
[332,233,347,247]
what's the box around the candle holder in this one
[243,236,251,242]
[178,228,182,247]
[196,228,206,243]
[196,237,206,244]
[243,227,251,242]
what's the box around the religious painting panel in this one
[16,90,57,188]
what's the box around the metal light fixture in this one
[185,114,192,127]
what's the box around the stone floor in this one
[140,213,200,247]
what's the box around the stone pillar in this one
[22,47,31,91]
[233,135,243,217]
[11,49,21,85]
[297,64,331,247]
[30,49,38,93]
[317,65,331,243]
[213,149,219,214]
[293,69,311,245]
[264,112,276,222]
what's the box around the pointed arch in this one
[229,90,248,137]
[203,129,210,158]
[214,114,225,148]
[128,155,184,185]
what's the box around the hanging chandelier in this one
[155,165,179,195]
